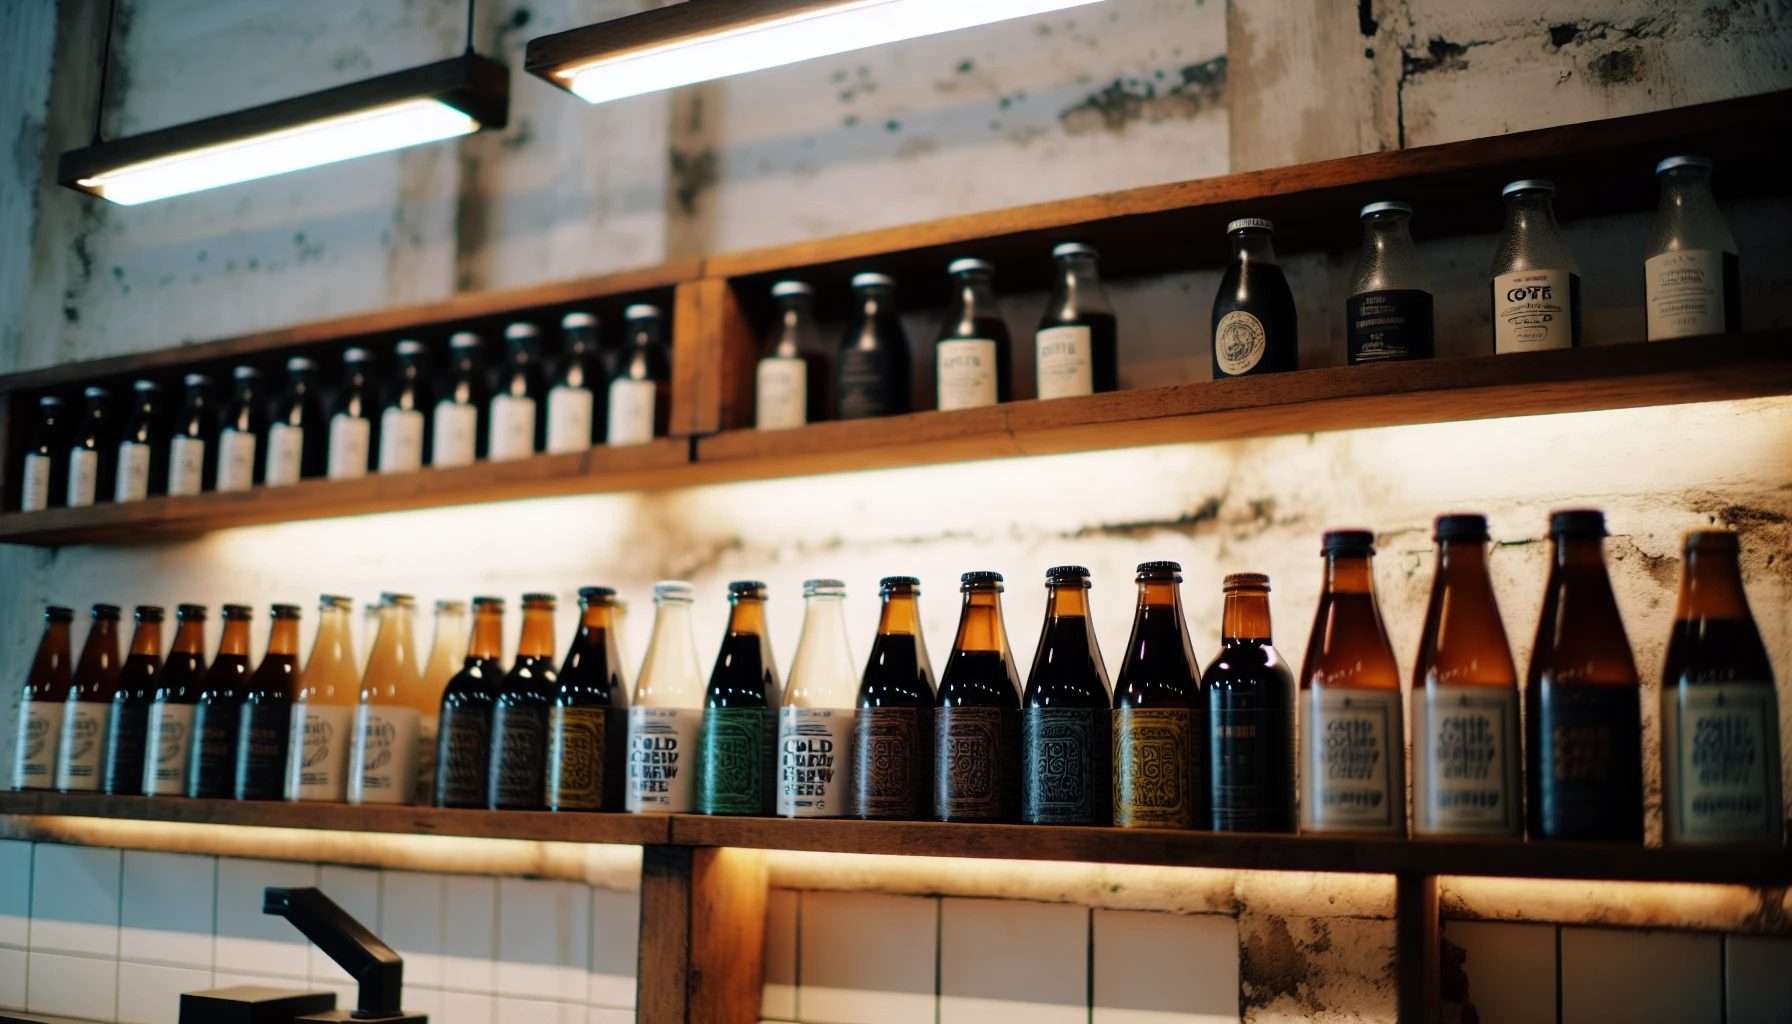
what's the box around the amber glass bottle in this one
[103,606,162,796]
[57,604,122,793]
[1203,573,1295,832]
[1112,562,1203,829]
[188,605,254,798]
[548,587,630,812]
[143,605,206,796]
[852,577,935,819]
[697,582,779,817]
[1021,566,1112,826]
[13,607,74,790]
[934,571,1022,822]
[435,597,504,809]
[489,593,558,810]
[235,604,300,801]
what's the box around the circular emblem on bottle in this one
[1215,311,1267,376]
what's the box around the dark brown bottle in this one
[144,605,206,796]
[489,593,557,810]
[234,604,300,801]
[1661,531,1781,846]
[1021,566,1112,825]
[435,597,504,809]
[852,576,935,819]
[1203,573,1295,832]
[1525,510,1643,842]
[696,582,779,817]
[1112,562,1203,829]
[102,606,163,796]
[837,273,911,420]
[934,571,1021,822]
[57,604,122,792]
[1211,219,1297,378]
[188,605,253,799]
[548,587,630,813]
[12,606,73,790]
[934,259,1012,411]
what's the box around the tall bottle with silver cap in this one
[215,366,263,492]
[434,332,487,467]
[1491,179,1580,353]
[349,593,425,805]
[837,272,910,419]
[1347,202,1434,364]
[1036,243,1117,400]
[267,357,323,485]
[378,340,430,474]
[1646,155,1739,341]
[934,258,1011,411]
[1211,218,1297,378]
[66,385,112,508]
[756,281,829,430]
[19,396,65,512]
[491,322,544,461]
[608,305,670,446]
[168,374,211,497]
[115,380,161,503]
[626,581,706,812]
[548,312,601,454]
[778,580,858,817]
[328,348,375,480]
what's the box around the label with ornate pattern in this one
[851,706,929,818]
[546,706,606,811]
[696,707,772,816]
[1022,707,1110,824]
[934,706,1017,821]
[1112,707,1195,828]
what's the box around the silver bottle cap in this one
[851,272,895,289]
[1359,200,1412,219]
[286,356,316,372]
[653,580,694,603]
[562,311,597,329]
[504,322,540,341]
[449,331,482,349]
[83,385,109,399]
[771,280,813,298]
[133,379,159,392]
[1052,242,1098,259]
[803,578,847,598]
[1226,217,1274,234]
[1654,154,1713,176]
[37,395,63,406]
[343,347,372,363]
[232,365,260,380]
[624,304,663,321]
[1501,178,1555,198]
[947,257,994,276]
[395,339,425,357]
[183,373,210,388]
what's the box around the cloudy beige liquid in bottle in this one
[287,595,359,802]
[350,593,425,805]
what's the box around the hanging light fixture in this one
[61,2,508,206]
[527,0,1105,107]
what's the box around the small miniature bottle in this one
[837,273,911,420]
[1646,155,1740,341]
[327,347,375,480]
[434,332,486,468]
[167,374,212,497]
[1036,243,1118,400]
[1346,202,1434,364]
[1212,219,1298,378]
[65,386,112,509]
[378,340,430,475]
[934,259,1011,411]
[19,396,65,513]
[607,305,671,447]
[491,323,544,461]
[1491,180,1580,354]
[266,356,323,486]
[756,281,829,430]
[215,366,263,493]
[114,380,160,503]
[548,312,601,454]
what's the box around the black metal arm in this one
[263,887,404,1016]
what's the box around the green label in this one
[697,708,772,816]
[1113,707,1195,828]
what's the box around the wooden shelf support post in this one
[637,844,770,1024]
[1395,872,1441,1022]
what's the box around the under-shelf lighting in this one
[528,0,1105,106]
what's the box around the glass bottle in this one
[13,606,73,789]
[435,596,505,809]
[215,366,263,493]
[1298,531,1405,835]
[1021,566,1112,826]
[114,380,161,503]
[852,576,936,820]
[1112,561,1203,829]
[778,580,858,818]
[935,258,1011,411]
[548,587,630,812]
[1347,202,1434,364]
[234,603,300,801]
[143,604,206,796]
[288,595,359,802]
[1661,530,1782,845]
[266,356,323,486]
[167,373,212,497]
[607,305,671,447]
[934,571,1022,822]
[1525,510,1643,841]
[378,340,430,474]
[409,598,465,803]
[1646,155,1740,341]
[547,312,601,454]
[626,581,706,813]
[103,605,162,796]
[837,272,911,420]
[1036,243,1118,400]
[349,593,425,805]
[1491,179,1581,354]
[491,322,544,461]
[56,603,121,791]
[65,386,112,509]
[1212,219,1297,378]
[434,331,486,468]
[19,396,65,513]
[1410,515,1522,837]
[1203,573,1296,832]
[696,582,779,817]
[187,604,253,799]
[489,593,558,810]
[756,281,830,430]
[327,347,375,480]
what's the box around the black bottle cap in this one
[726,581,767,596]
[1434,514,1489,542]
[91,603,121,619]
[522,592,557,606]
[45,606,74,622]
[270,603,302,618]
[134,605,165,622]
[1135,560,1182,577]
[175,604,207,620]
[879,576,920,591]
[960,570,1003,589]
[580,585,619,600]
[472,595,505,609]
[1322,529,1375,556]
[1045,565,1090,583]
[221,604,254,619]
[1222,572,1271,591]
[1549,509,1607,538]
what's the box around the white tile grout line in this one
[113,846,123,1024]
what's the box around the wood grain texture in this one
[670,278,755,437]
[1396,873,1441,1023]
[637,844,695,1024]
[689,847,769,1024]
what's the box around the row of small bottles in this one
[17,513,1780,845]
[14,307,671,512]
[752,155,1741,426]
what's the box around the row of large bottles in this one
[14,307,671,512]
[18,515,1780,845]
[751,155,1741,427]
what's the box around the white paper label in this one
[264,424,304,486]
[413,713,438,806]
[1493,269,1575,353]
[607,379,657,446]
[115,442,151,502]
[546,386,595,453]
[1411,685,1521,835]
[488,395,536,462]
[936,339,998,411]
[755,358,808,430]
[1036,325,1094,400]
[13,701,64,789]
[1301,688,1402,833]
[348,704,421,804]
[1214,310,1268,375]
[55,702,111,791]
[1663,683,1782,843]
[377,408,424,474]
[286,703,355,802]
[327,414,371,480]
[66,448,98,508]
[432,402,478,468]
[143,702,195,795]
[168,437,204,496]
[216,429,257,492]
[1646,250,1728,341]
[19,454,51,513]
[777,707,855,817]
[625,706,701,812]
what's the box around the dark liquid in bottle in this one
[1346,290,1435,364]
[234,657,295,801]
[1038,312,1119,394]
[1204,638,1295,832]
[854,633,934,820]
[1212,260,1297,378]
[697,633,776,817]
[435,658,498,809]
[935,649,1020,822]
[188,654,250,799]
[549,621,628,814]
[489,655,554,810]
[102,653,156,796]
[1021,616,1110,826]
[1113,604,1202,830]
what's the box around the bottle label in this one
[852,706,930,818]
[235,702,289,799]
[697,707,772,816]
[546,386,596,454]
[19,454,51,513]
[13,701,64,789]
[1035,326,1093,400]
[1210,695,1292,832]
[349,704,420,805]
[934,706,1016,821]
[102,702,148,795]
[1112,707,1195,828]
[115,442,151,502]
[435,703,492,807]
[606,379,657,446]
[546,706,607,811]
[1022,707,1109,825]
[837,349,900,420]
[327,414,371,480]
[66,448,98,508]
[55,702,111,791]
[1301,688,1402,833]
[1214,311,1267,376]
[488,394,536,462]
[265,424,304,486]
[378,409,424,474]
[936,339,998,411]
[190,702,237,797]
[755,358,808,431]
[413,714,437,806]
[778,707,854,817]
[1663,683,1781,843]
[216,429,257,492]
[626,706,701,812]
[168,437,204,496]
[143,702,194,795]
[1346,290,1434,364]
[1646,250,1728,341]
[1412,686,1520,835]
[1532,684,1642,839]
[1493,269,1575,353]
[287,703,354,801]
[432,402,478,468]
[490,704,546,809]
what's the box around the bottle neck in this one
[217,619,252,658]
[1232,230,1278,265]
[431,608,467,653]
[777,298,813,351]
[308,608,355,671]
[876,592,923,636]
[517,607,556,659]
[951,276,996,319]
[798,595,850,645]
[1553,535,1609,572]
[171,619,207,655]
[78,619,119,670]
[33,622,71,681]
[1364,216,1414,262]
[1323,555,1375,594]
[128,620,163,658]
[266,618,301,658]
[725,598,768,637]
[1046,584,1090,618]
[1222,590,1273,641]
[467,610,505,661]
[1677,545,1751,620]
[953,590,1010,652]
[581,601,620,632]
[1135,580,1182,613]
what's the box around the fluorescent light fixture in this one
[527,0,1105,106]
[61,54,508,206]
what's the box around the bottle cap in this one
[176,603,207,619]
[624,304,663,321]
[1227,218,1274,234]
[434,598,467,612]
[1655,154,1713,176]
[132,379,159,392]
[1135,560,1182,575]
[36,395,63,406]
[561,311,598,330]
[44,606,74,622]
[319,594,354,608]
[270,603,302,618]
[343,347,371,363]
[395,339,426,357]
[1052,242,1098,259]
[286,356,316,373]
[960,570,1003,589]
[947,257,994,276]
[851,272,895,289]
[579,586,618,601]
[134,605,164,621]
[726,581,767,596]
[1683,529,1739,552]
[183,373,210,388]
[91,603,121,619]
[1322,529,1376,555]
[1501,178,1555,198]
[232,365,260,380]
[83,385,109,399]
[522,592,556,606]
[771,280,813,298]
[1045,565,1090,583]
[380,592,417,606]
[1434,514,1489,542]
[472,595,505,609]
[1549,509,1607,538]
[221,604,254,619]
[1222,572,1270,591]
[879,575,921,591]
[1359,201,1412,219]
[654,580,695,603]
[804,578,847,598]
[450,331,483,349]
[504,322,540,342]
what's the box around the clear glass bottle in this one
[216,366,263,493]
[66,386,112,509]
[625,581,705,812]
[935,259,1011,411]
[1036,243,1118,399]
[548,312,601,454]
[167,374,212,497]
[434,331,486,468]
[1347,202,1434,364]
[349,593,425,805]
[266,356,323,486]
[607,305,671,447]
[491,322,543,461]
[837,273,911,419]
[756,281,829,430]
[1646,155,1740,341]
[328,347,375,480]
[19,395,65,513]
[1491,179,1580,354]
[114,380,160,503]
[1212,219,1297,377]
[778,580,858,818]
[378,340,430,474]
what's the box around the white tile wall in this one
[495,878,591,1003]
[440,874,499,995]
[1725,935,1792,1024]
[1092,909,1239,1023]
[0,840,32,947]
[0,946,25,1009]
[589,887,640,1010]
[214,857,316,979]
[940,898,1088,1024]
[1561,927,1722,1024]
[1447,920,1558,1024]
[380,871,446,990]
[30,844,121,957]
[312,865,381,986]
[28,950,118,1019]
[120,851,215,969]
[800,890,938,1024]
[761,888,798,1020]
[117,962,212,1024]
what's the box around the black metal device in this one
[261,887,426,1023]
